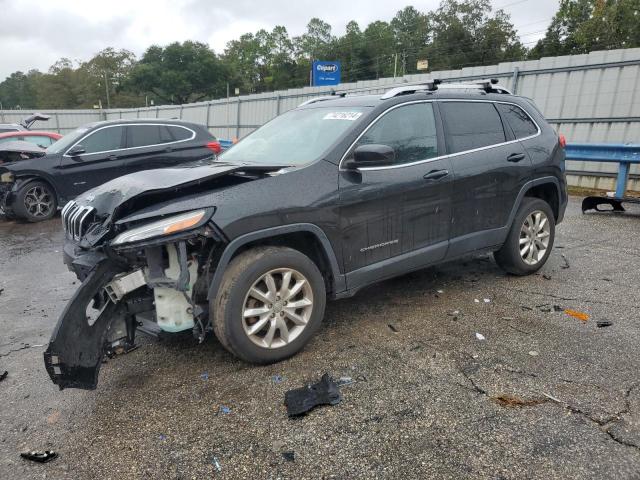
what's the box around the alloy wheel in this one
[242,268,314,349]
[519,210,551,265]
[24,185,53,218]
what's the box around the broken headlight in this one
[111,209,209,246]
[1,172,15,183]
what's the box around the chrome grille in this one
[61,201,95,240]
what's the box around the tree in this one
[0,70,40,109]
[129,41,227,104]
[530,0,640,58]
[429,0,524,70]
[79,48,138,108]
[391,6,431,76]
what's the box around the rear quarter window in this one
[168,126,195,141]
[496,104,538,139]
[440,102,506,154]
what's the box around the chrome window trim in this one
[338,99,541,172]
[63,123,196,157]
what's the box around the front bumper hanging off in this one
[44,260,128,390]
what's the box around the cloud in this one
[0,0,559,80]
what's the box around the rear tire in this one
[494,197,555,275]
[212,246,326,364]
[13,180,57,222]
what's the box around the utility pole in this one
[393,52,398,79]
[103,71,111,109]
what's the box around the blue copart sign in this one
[312,61,341,86]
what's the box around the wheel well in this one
[524,183,559,221]
[230,232,335,295]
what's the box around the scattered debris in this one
[0,371,7,382]
[474,299,480,303]
[200,372,209,381]
[553,305,564,312]
[521,305,533,311]
[46,410,61,425]
[211,456,222,472]
[483,298,491,303]
[560,253,570,269]
[542,274,552,280]
[475,333,486,341]
[602,278,612,282]
[492,394,548,407]
[219,405,231,415]
[0,288,4,295]
[20,451,58,463]
[159,434,167,441]
[387,324,398,333]
[564,309,589,322]
[528,351,539,356]
[285,373,342,417]
[282,451,295,462]
[501,316,515,321]
[271,375,284,384]
[436,289,444,294]
[597,321,613,328]
[336,377,355,386]
[542,392,562,403]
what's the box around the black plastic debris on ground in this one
[0,371,7,382]
[21,451,58,463]
[282,451,295,462]
[597,321,613,328]
[285,373,342,417]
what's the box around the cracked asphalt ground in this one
[1,197,639,479]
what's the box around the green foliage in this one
[530,0,640,58]
[1,0,637,110]
[129,41,227,104]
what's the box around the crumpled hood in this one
[75,161,286,218]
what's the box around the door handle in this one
[108,154,119,161]
[507,153,526,162]
[423,169,449,180]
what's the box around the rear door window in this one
[80,126,125,154]
[496,103,538,139]
[353,102,438,164]
[439,102,506,154]
[127,125,174,148]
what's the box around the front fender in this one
[206,223,346,302]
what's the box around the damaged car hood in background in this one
[75,161,289,218]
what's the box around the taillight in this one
[558,134,566,148]
[206,141,221,154]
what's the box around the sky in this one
[0,0,559,80]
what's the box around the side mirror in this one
[67,145,86,157]
[349,144,395,169]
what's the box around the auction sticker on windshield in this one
[323,112,363,121]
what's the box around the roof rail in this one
[381,78,512,100]
[298,90,347,107]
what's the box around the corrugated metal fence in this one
[2,47,639,190]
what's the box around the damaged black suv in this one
[46,80,567,390]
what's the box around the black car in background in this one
[0,119,221,221]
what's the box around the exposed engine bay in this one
[44,161,287,390]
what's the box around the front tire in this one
[494,197,555,275]
[212,246,326,363]
[13,180,57,222]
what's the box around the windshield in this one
[220,106,370,166]
[46,126,90,154]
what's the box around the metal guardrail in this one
[565,143,640,197]
[565,143,640,212]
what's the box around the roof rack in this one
[380,78,512,100]
[298,90,347,107]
